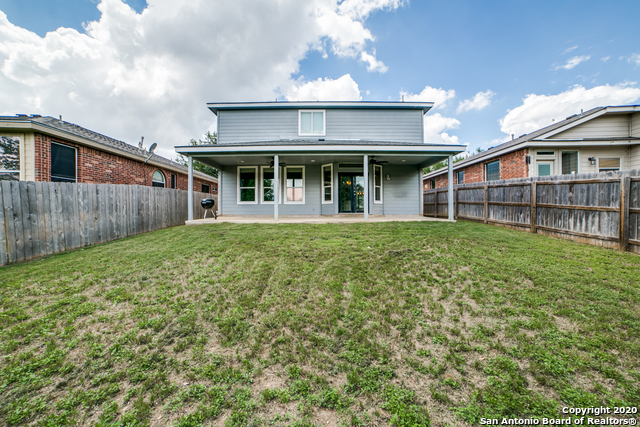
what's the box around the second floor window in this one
[299,110,325,136]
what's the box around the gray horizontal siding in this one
[632,112,640,138]
[218,109,423,144]
[220,163,420,216]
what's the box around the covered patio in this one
[177,141,465,222]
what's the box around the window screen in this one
[262,167,275,202]
[238,167,256,202]
[286,167,304,202]
[152,170,165,187]
[201,184,210,193]
[431,179,436,189]
[51,142,76,182]
[599,158,620,172]
[562,152,578,174]
[486,160,500,181]
[171,174,176,189]
[457,170,464,184]
[299,111,324,135]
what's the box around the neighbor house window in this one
[486,160,500,181]
[457,170,464,184]
[152,170,165,187]
[237,166,257,203]
[0,135,20,181]
[261,166,278,204]
[322,164,333,203]
[201,184,210,193]
[562,151,578,174]
[373,164,382,203]
[285,166,305,203]
[51,142,77,183]
[599,158,620,172]
[431,179,436,189]
[298,110,325,136]
[171,174,177,189]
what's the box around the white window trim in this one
[298,110,326,136]
[321,163,333,204]
[260,166,282,204]
[50,141,78,183]
[373,164,383,204]
[237,166,258,204]
[284,165,305,204]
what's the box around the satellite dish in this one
[148,142,157,153]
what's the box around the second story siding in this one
[218,108,424,144]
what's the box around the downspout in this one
[188,156,193,221]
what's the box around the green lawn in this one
[1,221,639,427]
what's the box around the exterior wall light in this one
[588,157,596,165]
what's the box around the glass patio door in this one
[339,174,364,213]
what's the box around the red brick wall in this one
[427,149,528,188]
[34,133,217,193]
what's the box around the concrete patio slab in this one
[185,215,454,225]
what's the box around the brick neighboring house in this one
[0,115,218,193]
[423,104,640,190]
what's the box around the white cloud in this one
[360,49,388,73]
[562,45,578,55]
[499,83,640,137]
[457,90,494,114]
[628,53,640,67]
[602,56,610,62]
[285,74,361,101]
[555,55,591,70]
[400,86,456,109]
[423,113,460,144]
[0,0,402,154]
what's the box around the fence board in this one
[0,184,6,265]
[424,169,640,253]
[1,182,17,263]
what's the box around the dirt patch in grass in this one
[1,221,640,426]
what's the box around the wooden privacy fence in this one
[423,169,640,254]
[0,181,217,266]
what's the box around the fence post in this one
[483,184,488,224]
[434,190,438,218]
[530,181,537,233]
[620,176,630,252]
[454,187,458,220]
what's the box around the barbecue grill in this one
[201,198,217,219]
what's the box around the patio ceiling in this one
[175,142,466,169]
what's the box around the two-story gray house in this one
[176,101,465,221]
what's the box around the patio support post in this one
[363,154,369,220]
[188,156,194,221]
[274,154,279,221]
[447,155,454,221]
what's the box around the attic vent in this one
[565,114,578,120]
[30,114,41,118]
[519,134,527,138]
[16,114,27,117]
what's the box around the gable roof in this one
[207,101,434,115]
[423,104,640,179]
[0,115,217,181]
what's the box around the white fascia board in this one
[0,120,217,181]
[175,144,466,155]
[207,101,434,114]
[527,139,638,146]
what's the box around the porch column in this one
[188,156,194,221]
[448,155,454,221]
[363,154,369,220]
[274,154,279,221]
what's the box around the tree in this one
[175,131,218,178]
[422,153,469,175]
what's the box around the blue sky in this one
[0,0,639,158]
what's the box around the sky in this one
[0,0,639,160]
